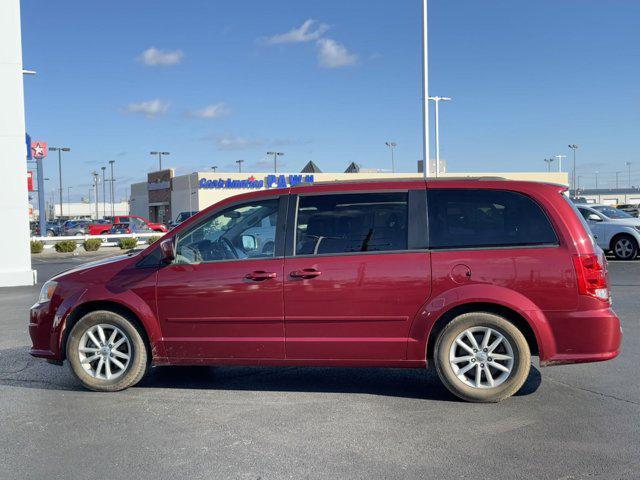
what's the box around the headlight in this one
[38,280,58,304]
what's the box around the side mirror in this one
[159,238,175,263]
[588,213,602,222]
[242,234,257,251]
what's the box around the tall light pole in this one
[267,152,284,173]
[615,171,622,190]
[428,96,452,177]
[568,144,579,196]
[626,161,632,188]
[101,166,106,218]
[385,142,397,173]
[49,147,70,219]
[595,171,599,189]
[67,187,73,217]
[236,159,244,173]
[544,158,554,172]
[150,151,170,171]
[211,166,218,172]
[421,0,430,178]
[109,160,115,217]
[554,154,567,173]
[92,172,99,220]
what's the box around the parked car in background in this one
[88,215,167,235]
[45,220,65,237]
[616,203,640,217]
[62,219,92,236]
[109,217,153,235]
[168,211,198,229]
[30,179,621,402]
[576,204,640,260]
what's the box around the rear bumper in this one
[541,307,622,366]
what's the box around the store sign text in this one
[199,175,314,190]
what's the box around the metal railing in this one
[30,232,165,249]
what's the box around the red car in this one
[88,215,167,235]
[29,179,621,402]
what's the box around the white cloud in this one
[123,99,169,118]
[265,19,329,44]
[138,47,184,66]
[189,102,231,119]
[214,134,265,151]
[317,39,358,69]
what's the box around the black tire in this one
[66,310,149,392]
[434,312,531,403]
[611,234,638,261]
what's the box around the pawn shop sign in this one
[31,141,47,159]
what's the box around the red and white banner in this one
[27,171,34,192]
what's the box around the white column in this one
[0,0,36,286]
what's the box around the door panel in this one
[156,259,284,359]
[284,253,431,359]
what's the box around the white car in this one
[576,204,640,260]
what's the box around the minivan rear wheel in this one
[612,235,638,261]
[434,312,530,403]
[66,310,149,392]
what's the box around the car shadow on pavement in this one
[0,346,542,401]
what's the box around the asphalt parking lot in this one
[0,253,638,480]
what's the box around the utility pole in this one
[568,145,578,195]
[385,142,397,173]
[428,97,452,177]
[267,152,284,173]
[421,0,430,178]
[49,147,70,218]
[236,159,244,173]
[109,160,115,217]
[101,166,106,218]
[150,151,170,171]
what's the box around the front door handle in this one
[245,271,277,281]
[290,269,322,279]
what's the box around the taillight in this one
[572,254,609,301]
[125,228,131,234]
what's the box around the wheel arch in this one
[609,231,639,252]
[60,300,152,362]
[425,302,540,362]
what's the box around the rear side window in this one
[428,189,558,249]
[295,193,408,255]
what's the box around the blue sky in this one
[21,0,640,200]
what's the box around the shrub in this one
[118,237,139,250]
[83,238,102,252]
[30,240,44,254]
[147,236,161,245]
[54,240,77,253]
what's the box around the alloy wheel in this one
[448,326,514,389]
[78,324,132,381]
[615,238,635,259]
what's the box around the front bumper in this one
[29,301,59,360]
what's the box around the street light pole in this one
[385,142,397,173]
[568,145,579,196]
[101,166,106,218]
[92,172,99,220]
[428,97,452,177]
[554,155,567,173]
[616,171,622,190]
[267,152,284,173]
[421,0,430,178]
[626,162,632,188]
[236,159,244,173]
[49,147,70,218]
[544,158,554,172]
[211,166,218,173]
[150,151,170,171]
[595,171,599,189]
[109,160,115,217]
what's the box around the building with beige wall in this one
[130,167,569,224]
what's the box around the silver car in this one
[576,204,640,260]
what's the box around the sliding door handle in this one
[245,271,277,281]
[290,269,322,279]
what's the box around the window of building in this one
[176,199,279,264]
[428,189,558,249]
[295,192,408,255]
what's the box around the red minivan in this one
[29,179,621,402]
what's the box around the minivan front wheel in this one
[66,310,149,392]
[434,312,530,403]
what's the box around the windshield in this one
[592,206,633,219]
